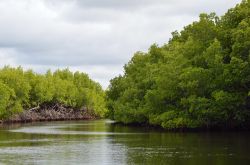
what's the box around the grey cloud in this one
[0,0,242,88]
[44,0,171,10]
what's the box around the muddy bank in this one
[2,104,96,124]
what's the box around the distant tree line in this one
[0,67,107,119]
[106,0,250,129]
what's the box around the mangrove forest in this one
[0,66,107,121]
[106,0,250,129]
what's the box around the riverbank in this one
[112,121,250,132]
[1,104,96,124]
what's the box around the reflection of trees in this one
[108,128,250,165]
[0,120,250,165]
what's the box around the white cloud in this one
[0,0,242,88]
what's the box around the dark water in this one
[0,120,249,165]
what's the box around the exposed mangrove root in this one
[3,103,96,123]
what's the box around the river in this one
[0,120,249,165]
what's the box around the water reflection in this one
[0,120,250,165]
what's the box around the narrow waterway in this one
[0,120,249,165]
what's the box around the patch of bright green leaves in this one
[0,67,107,119]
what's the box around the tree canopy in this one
[106,0,250,129]
[0,67,107,119]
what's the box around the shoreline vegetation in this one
[106,0,250,130]
[0,67,107,124]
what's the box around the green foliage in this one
[106,0,250,129]
[0,81,22,119]
[0,66,31,108]
[0,67,107,119]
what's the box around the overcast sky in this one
[0,0,241,88]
